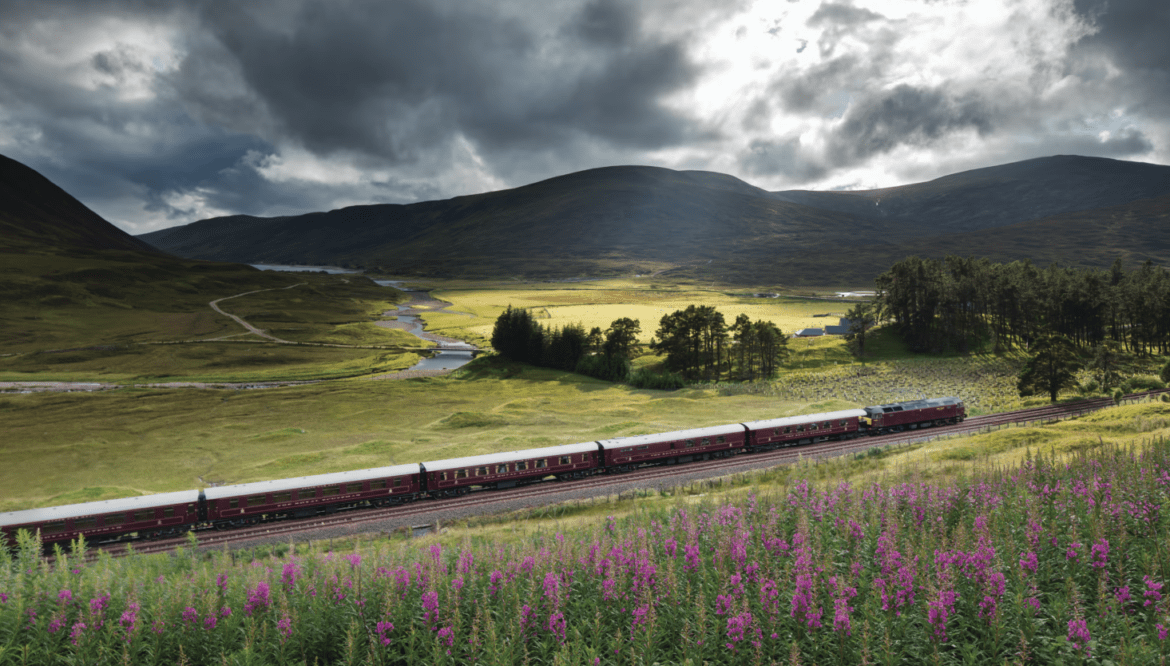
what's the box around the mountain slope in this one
[0,154,160,254]
[140,156,1170,285]
[772,154,1170,235]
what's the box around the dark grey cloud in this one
[1071,0,1170,113]
[739,136,827,182]
[827,85,994,166]
[192,0,703,161]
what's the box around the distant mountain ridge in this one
[133,154,1170,285]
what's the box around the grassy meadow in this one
[0,264,418,383]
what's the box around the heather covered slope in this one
[139,156,1170,285]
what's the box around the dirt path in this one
[207,283,306,343]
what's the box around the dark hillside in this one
[0,154,161,254]
[774,155,1170,235]
[140,156,1170,285]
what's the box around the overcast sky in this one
[1,0,1166,234]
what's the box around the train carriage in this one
[421,442,601,497]
[864,397,965,434]
[598,423,748,472]
[0,490,200,548]
[743,408,867,450]
[204,464,422,527]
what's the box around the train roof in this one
[421,442,600,472]
[598,423,747,450]
[864,396,963,415]
[0,489,200,528]
[203,464,422,501]
[741,408,868,431]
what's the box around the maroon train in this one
[1,397,964,548]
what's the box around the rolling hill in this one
[128,154,1170,285]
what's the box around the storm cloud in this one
[0,0,1165,232]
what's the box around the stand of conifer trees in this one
[876,256,1170,354]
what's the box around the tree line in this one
[876,256,1170,355]
[491,304,791,386]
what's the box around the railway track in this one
[81,389,1168,560]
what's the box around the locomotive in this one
[1,397,964,549]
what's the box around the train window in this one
[810,424,818,431]
[441,472,449,481]
[893,406,903,411]
[784,427,792,434]
[228,499,239,509]
[684,440,695,448]
[701,438,710,446]
[163,508,175,518]
[559,456,571,465]
[497,464,509,474]
[371,479,388,490]
[273,492,292,503]
[476,466,488,476]
[773,429,779,436]
[392,478,403,486]
[74,518,96,530]
[516,461,528,471]
[455,469,468,479]
[883,407,893,413]
[635,445,647,451]
[43,522,66,535]
[796,425,804,432]
[536,459,548,469]
[347,483,364,494]
[105,513,125,525]
[322,486,340,497]
[840,420,848,426]
[247,496,267,507]
[134,510,154,522]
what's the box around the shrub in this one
[627,368,686,390]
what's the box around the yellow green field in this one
[417,279,849,345]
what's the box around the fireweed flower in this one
[182,607,199,626]
[1019,551,1039,576]
[58,589,73,604]
[422,591,440,626]
[69,622,86,646]
[1090,539,1110,569]
[457,549,474,574]
[437,625,455,654]
[1067,617,1091,654]
[1157,624,1168,641]
[543,572,560,605]
[1066,542,1081,562]
[376,621,395,647]
[725,611,754,651]
[216,573,229,592]
[1115,586,1131,608]
[1144,576,1164,607]
[927,589,958,642]
[203,616,217,630]
[277,616,293,643]
[282,561,301,587]
[0,592,7,603]
[548,612,567,643]
[244,581,271,616]
[89,594,110,615]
